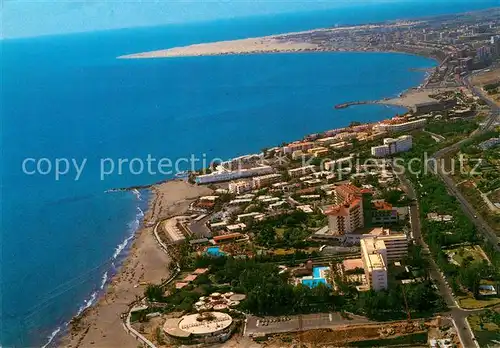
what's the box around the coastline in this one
[118,45,443,62]
[117,21,425,59]
[53,24,442,348]
[54,76,439,348]
[58,180,212,348]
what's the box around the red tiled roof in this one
[343,258,364,271]
[373,201,393,211]
[175,282,189,289]
[325,197,361,216]
[213,233,243,242]
[183,274,198,282]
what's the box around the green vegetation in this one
[250,210,326,248]
[484,82,500,95]
[144,252,444,321]
[458,296,500,309]
[446,245,486,266]
[425,119,478,138]
[398,123,500,305]
[457,129,500,193]
[468,310,500,347]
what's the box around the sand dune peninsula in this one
[118,22,424,59]
[119,36,319,59]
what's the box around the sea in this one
[1,1,498,346]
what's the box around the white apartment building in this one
[377,234,408,261]
[371,135,413,157]
[288,165,316,178]
[371,145,391,158]
[252,173,282,189]
[360,233,408,291]
[326,198,364,235]
[324,154,354,171]
[196,165,274,184]
[228,180,252,194]
[361,238,388,291]
[374,119,426,133]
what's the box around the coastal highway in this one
[394,169,481,348]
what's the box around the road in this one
[394,78,500,346]
[395,170,481,348]
[428,74,500,251]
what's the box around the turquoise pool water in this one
[302,278,327,288]
[302,266,330,288]
[313,266,329,278]
[205,246,224,257]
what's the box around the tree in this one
[458,262,485,298]
[255,226,276,247]
[405,281,438,312]
[145,284,164,302]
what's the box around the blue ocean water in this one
[1,1,498,346]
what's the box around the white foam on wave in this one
[41,327,61,348]
[112,207,143,259]
[132,188,142,201]
[76,291,98,316]
[100,271,108,289]
[41,201,146,348]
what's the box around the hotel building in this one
[228,180,252,194]
[324,154,354,171]
[371,200,399,224]
[374,119,426,133]
[371,135,413,157]
[196,165,274,184]
[282,142,314,154]
[360,238,388,291]
[323,184,371,236]
[252,173,282,189]
[360,232,408,291]
[288,165,316,178]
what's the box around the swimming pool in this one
[302,278,327,288]
[312,266,329,278]
[205,246,224,257]
[302,266,330,288]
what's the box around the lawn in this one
[458,296,500,309]
[445,245,488,266]
[275,227,286,238]
[272,247,318,256]
[468,312,500,347]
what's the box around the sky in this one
[1,0,497,39]
[0,0,407,39]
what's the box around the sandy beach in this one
[118,22,420,59]
[119,37,318,59]
[59,180,212,348]
[381,87,457,109]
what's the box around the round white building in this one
[163,312,233,341]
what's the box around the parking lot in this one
[244,312,372,336]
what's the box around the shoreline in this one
[57,180,212,348]
[117,20,429,60]
[54,25,444,348]
[119,46,443,64]
[54,84,440,348]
